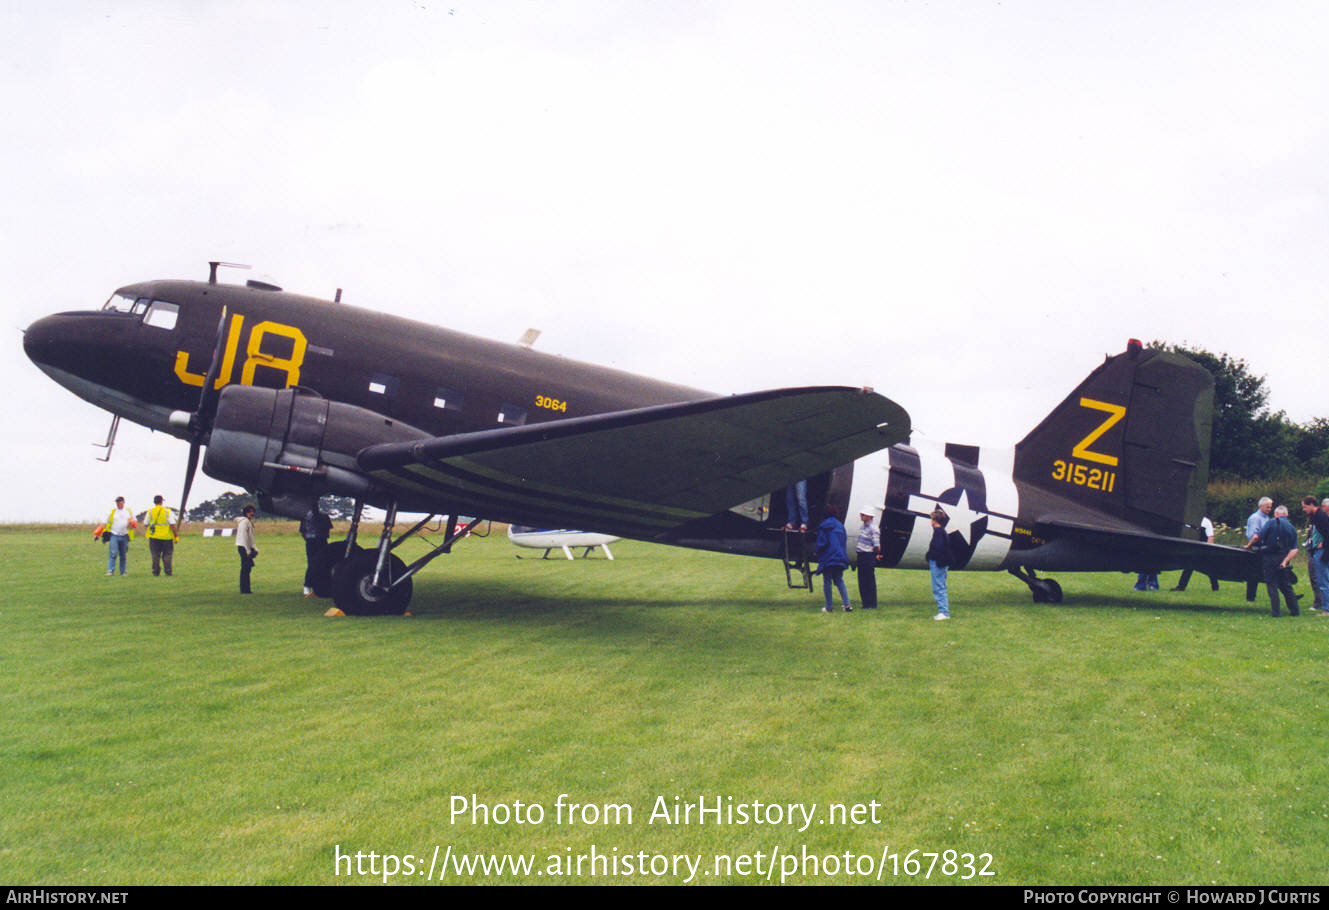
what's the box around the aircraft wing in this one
[1033,518,1260,581]
[357,386,909,538]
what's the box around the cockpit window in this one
[143,300,179,331]
[102,293,147,315]
[101,294,178,328]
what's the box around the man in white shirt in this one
[854,505,881,609]
[104,496,134,576]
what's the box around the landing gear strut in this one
[326,500,481,616]
[1009,567,1063,604]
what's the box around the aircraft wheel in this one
[1030,579,1063,604]
[331,549,413,616]
[310,540,360,599]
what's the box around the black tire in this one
[1030,578,1063,604]
[310,540,359,599]
[331,549,413,616]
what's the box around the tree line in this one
[1153,342,1327,526]
[1152,343,1329,480]
[186,492,358,522]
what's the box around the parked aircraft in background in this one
[23,263,1256,613]
[508,526,619,560]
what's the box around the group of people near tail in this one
[1243,495,1329,618]
[94,496,333,597]
[807,505,954,622]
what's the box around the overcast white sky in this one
[5,1,1326,522]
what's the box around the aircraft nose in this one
[23,311,117,376]
[22,313,63,368]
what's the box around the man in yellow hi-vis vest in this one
[144,494,178,577]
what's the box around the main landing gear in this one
[1009,567,1063,604]
[309,500,480,616]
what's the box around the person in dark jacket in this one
[299,504,333,597]
[926,508,952,621]
[815,506,851,613]
[1250,505,1300,617]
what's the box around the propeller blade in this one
[194,305,230,432]
[175,306,229,536]
[176,440,201,536]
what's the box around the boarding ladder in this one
[782,529,813,591]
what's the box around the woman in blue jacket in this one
[815,507,851,613]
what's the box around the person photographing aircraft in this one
[236,505,258,595]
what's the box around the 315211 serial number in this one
[1051,459,1116,492]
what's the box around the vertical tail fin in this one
[1013,341,1213,536]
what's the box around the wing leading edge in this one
[357,387,910,538]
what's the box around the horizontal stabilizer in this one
[358,387,909,538]
[1034,519,1259,581]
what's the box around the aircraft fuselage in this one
[25,279,709,443]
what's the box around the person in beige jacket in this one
[236,505,257,594]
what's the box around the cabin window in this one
[497,403,528,426]
[142,300,179,331]
[368,372,399,397]
[434,387,463,411]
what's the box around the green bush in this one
[1205,473,1321,528]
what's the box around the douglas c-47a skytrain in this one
[23,263,1256,614]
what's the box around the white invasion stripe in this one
[907,493,939,516]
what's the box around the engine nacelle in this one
[203,385,429,517]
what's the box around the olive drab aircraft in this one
[24,263,1257,614]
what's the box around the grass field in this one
[2,524,1327,885]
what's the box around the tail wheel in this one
[1031,578,1063,604]
[331,549,413,616]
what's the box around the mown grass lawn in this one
[2,525,1326,885]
